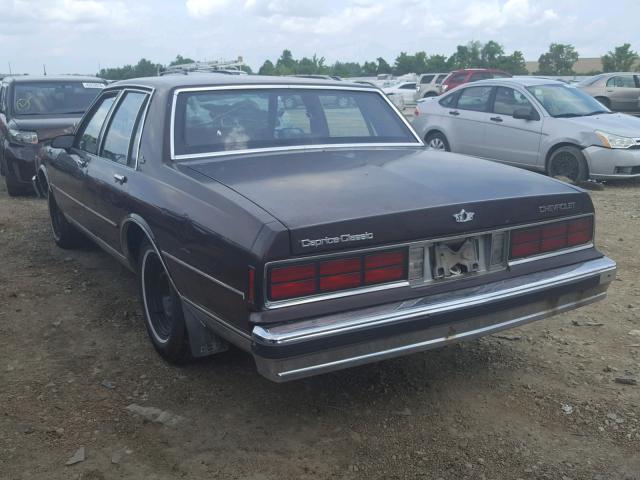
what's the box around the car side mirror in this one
[51,134,74,150]
[513,108,536,121]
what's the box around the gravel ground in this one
[0,178,639,480]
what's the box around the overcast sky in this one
[1,0,638,75]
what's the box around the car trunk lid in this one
[185,148,591,255]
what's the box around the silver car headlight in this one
[595,130,636,149]
[8,128,38,145]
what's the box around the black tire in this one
[595,97,611,109]
[547,146,589,183]
[422,92,437,98]
[48,190,85,249]
[4,161,28,197]
[425,132,450,152]
[138,240,191,364]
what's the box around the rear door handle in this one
[490,116,503,122]
[449,110,460,116]
[113,173,127,185]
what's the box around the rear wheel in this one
[48,190,85,249]
[425,132,450,152]
[548,146,589,183]
[138,240,191,364]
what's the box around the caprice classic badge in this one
[300,232,374,248]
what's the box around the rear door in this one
[606,75,639,111]
[83,89,150,250]
[484,86,543,168]
[447,85,494,156]
[48,91,118,228]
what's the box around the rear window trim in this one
[169,84,423,161]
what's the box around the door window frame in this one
[454,85,495,112]
[99,90,151,168]
[606,75,636,88]
[74,86,153,170]
[73,90,120,156]
[489,86,541,121]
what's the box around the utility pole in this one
[43,64,47,76]
[8,62,12,75]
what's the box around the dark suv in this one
[0,76,106,196]
[440,68,511,93]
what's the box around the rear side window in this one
[438,93,458,108]
[448,73,467,84]
[606,76,636,88]
[75,94,117,154]
[101,91,148,166]
[469,72,492,82]
[436,74,448,84]
[173,88,417,157]
[399,83,416,90]
[420,75,435,84]
[457,86,493,112]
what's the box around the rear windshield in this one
[173,88,418,157]
[12,81,105,116]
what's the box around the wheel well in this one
[424,129,446,142]
[423,92,437,98]
[124,222,147,268]
[37,169,49,193]
[545,143,586,173]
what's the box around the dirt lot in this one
[1,179,639,480]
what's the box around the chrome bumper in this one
[252,257,616,382]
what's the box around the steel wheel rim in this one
[551,152,579,181]
[142,250,174,344]
[428,137,445,151]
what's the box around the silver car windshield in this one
[526,84,611,118]
[172,87,419,158]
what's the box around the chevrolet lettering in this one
[539,202,577,214]
[39,75,615,382]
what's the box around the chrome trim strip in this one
[169,84,423,161]
[162,250,245,299]
[51,184,118,228]
[173,143,422,161]
[273,291,607,380]
[182,297,251,341]
[263,213,595,310]
[254,256,616,345]
[508,243,594,266]
[64,213,131,269]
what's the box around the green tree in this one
[537,43,579,75]
[362,61,378,75]
[330,61,362,77]
[481,40,505,67]
[424,54,451,73]
[601,43,638,72]
[258,60,276,76]
[376,57,393,74]
[275,49,297,75]
[169,54,195,66]
[98,58,162,80]
[496,51,528,75]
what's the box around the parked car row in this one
[413,77,640,181]
[0,74,617,382]
[0,75,107,195]
[577,72,640,112]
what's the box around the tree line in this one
[96,42,640,81]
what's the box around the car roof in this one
[3,75,106,84]
[108,74,373,93]
[465,77,568,88]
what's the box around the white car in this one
[383,81,417,109]
[412,77,640,181]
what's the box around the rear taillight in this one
[268,249,407,301]
[510,216,593,260]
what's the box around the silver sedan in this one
[412,78,640,181]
